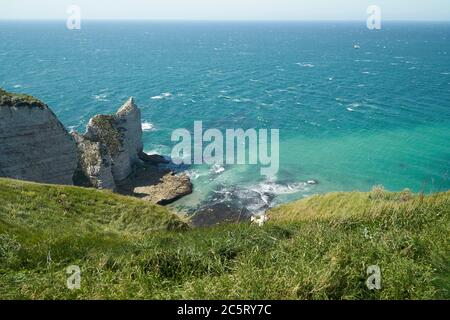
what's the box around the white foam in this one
[210,164,225,174]
[348,102,361,108]
[252,181,307,195]
[151,92,172,100]
[186,170,200,180]
[93,93,108,102]
[141,121,155,132]
[209,179,313,215]
[296,63,315,68]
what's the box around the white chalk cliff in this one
[74,97,144,189]
[0,89,77,185]
[0,88,192,205]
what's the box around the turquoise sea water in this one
[1,21,449,216]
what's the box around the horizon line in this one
[1,18,450,23]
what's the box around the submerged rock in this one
[190,203,245,227]
[0,88,77,185]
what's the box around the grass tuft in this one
[0,178,448,299]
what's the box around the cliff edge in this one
[0,88,192,205]
[0,88,77,185]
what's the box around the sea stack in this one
[0,88,78,185]
[75,97,144,189]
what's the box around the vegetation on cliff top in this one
[88,115,123,157]
[0,178,448,299]
[0,88,46,109]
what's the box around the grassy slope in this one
[0,178,448,299]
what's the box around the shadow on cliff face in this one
[0,88,78,185]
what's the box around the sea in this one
[1,21,449,219]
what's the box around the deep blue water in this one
[1,21,449,214]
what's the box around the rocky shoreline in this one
[0,88,192,205]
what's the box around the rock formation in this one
[75,97,193,204]
[119,164,193,205]
[83,97,143,183]
[0,88,192,205]
[0,88,78,185]
[73,96,192,204]
[137,172,193,205]
[72,132,116,190]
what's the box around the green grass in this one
[0,178,448,299]
[0,87,46,109]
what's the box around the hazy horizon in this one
[1,0,450,21]
[1,19,450,22]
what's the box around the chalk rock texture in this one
[83,98,143,183]
[0,89,192,205]
[72,132,116,190]
[0,89,77,185]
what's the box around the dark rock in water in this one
[118,164,193,205]
[139,152,170,165]
[188,184,277,227]
[190,202,247,227]
[0,88,78,185]
[137,172,193,205]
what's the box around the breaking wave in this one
[141,121,155,132]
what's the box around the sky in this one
[1,0,450,21]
